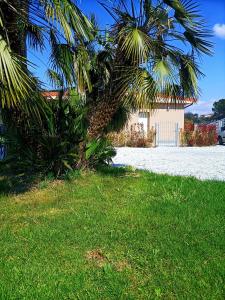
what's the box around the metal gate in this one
[155,122,179,146]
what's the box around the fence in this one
[154,122,179,147]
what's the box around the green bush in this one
[1,92,116,176]
[86,138,116,168]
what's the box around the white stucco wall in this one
[126,106,185,146]
[127,106,185,131]
[149,107,184,129]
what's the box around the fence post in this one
[179,128,183,146]
[175,123,179,146]
[155,123,158,147]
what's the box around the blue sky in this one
[189,0,225,115]
[28,0,225,115]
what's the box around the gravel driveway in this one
[113,146,225,181]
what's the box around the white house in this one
[127,96,196,146]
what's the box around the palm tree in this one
[42,0,212,169]
[86,0,212,139]
[0,0,92,109]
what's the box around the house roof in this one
[42,90,69,99]
[42,90,197,104]
[156,94,197,104]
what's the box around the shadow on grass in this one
[96,165,134,177]
[0,162,43,195]
[0,163,137,195]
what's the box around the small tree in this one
[185,112,200,124]
[212,99,225,119]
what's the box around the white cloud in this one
[213,24,225,39]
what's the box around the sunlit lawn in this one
[0,167,224,299]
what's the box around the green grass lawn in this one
[0,167,224,299]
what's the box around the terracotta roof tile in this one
[42,90,197,103]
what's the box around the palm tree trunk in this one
[87,48,125,140]
[87,95,120,139]
[87,48,132,140]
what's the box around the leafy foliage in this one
[184,112,214,124]
[1,89,116,176]
[85,139,116,168]
[0,0,213,173]
[0,0,93,109]
[181,121,217,146]
[86,0,213,138]
[212,99,225,119]
[0,35,34,108]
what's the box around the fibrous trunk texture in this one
[87,43,134,140]
[87,95,120,139]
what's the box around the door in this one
[155,122,179,146]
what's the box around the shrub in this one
[2,94,116,176]
[108,131,129,147]
[181,122,217,146]
[184,120,195,132]
[85,138,116,168]
[196,124,218,146]
[127,123,146,147]
[108,123,156,148]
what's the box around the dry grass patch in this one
[86,249,131,272]
[85,249,108,267]
[115,260,131,272]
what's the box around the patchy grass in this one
[0,167,224,299]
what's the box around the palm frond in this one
[163,0,213,55]
[74,44,92,96]
[183,29,213,55]
[47,69,64,88]
[118,26,151,64]
[178,54,202,97]
[0,34,32,108]
[25,23,45,51]
[49,29,74,85]
[114,66,159,109]
[42,0,93,43]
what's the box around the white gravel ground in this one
[113,146,225,181]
